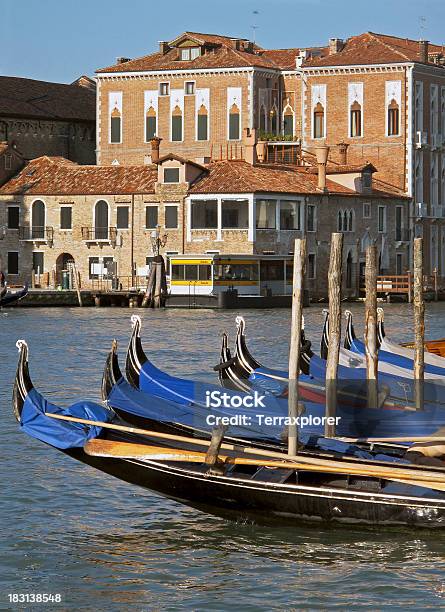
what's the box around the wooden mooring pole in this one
[364,244,378,408]
[288,237,306,456]
[413,237,424,410]
[325,233,343,437]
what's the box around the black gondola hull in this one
[66,441,445,529]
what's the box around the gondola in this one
[344,310,445,376]
[219,315,445,409]
[13,338,445,528]
[0,283,28,307]
[119,316,445,440]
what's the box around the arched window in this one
[94,200,109,240]
[387,99,399,136]
[270,107,278,134]
[350,101,362,137]
[229,103,240,140]
[171,105,183,142]
[259,106,267,132]
[145,106,156,141]
[197,104,208,141]
[343,211,348,231]
[110,106,121,143]
[337,210,343,232]
[348,210,353,232]
[32,200,45,239]
[283,107,294,137]
[313,102,325,139]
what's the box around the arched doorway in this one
[32,199,45,239]
[94,200,109,240]
[56,253,75,285]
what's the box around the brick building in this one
[0,75,96,166]
[96,30,445,274]
[0,140,408,298]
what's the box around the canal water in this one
[1,304,445,610]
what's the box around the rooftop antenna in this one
[251,10,259,44]
[419,15,426,39]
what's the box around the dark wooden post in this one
[413,237,424,410]
[288,237,306,456]
[325,233,343,437]
[364,244,378,408]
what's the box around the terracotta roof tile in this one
[305,32,445,67]
[0,157,157,196]
[190,160,355,195]
[0,76,96,122]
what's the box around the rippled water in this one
[2,304,445,609]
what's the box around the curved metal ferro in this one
[344,310,355,349]
[377,307,386,346]
[234,316,261,374]
[101,339,123,401]
[126,316,147,389]
[320,309,330,360]
[13,340,33,422]
[215,332,252,393]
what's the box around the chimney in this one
[315,145,330,192]
[243,127,257,165]
[329,38,344,55]
[419,39,429,63]
[337,141,349,165]
[150,137,162,163]
[159,41,170,55]
[116,57,131,64]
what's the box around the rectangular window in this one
[363,202,371,218]
[7,206,19,229]
[191,47,200,59]
[32,251,44,274]
[185,81,195,95]
[378,206,386,232]
[396,253,403,275]
[171,115,182,141]
[214,263,258,282]
[116,206,129,229]
[280,201,300,230]
[165,251,179,275]
[313,111,324,138]
[197,114,208,140]
[256,199,276,229]
[7,251,18,275]
[307,205,316,231]
[5,154,12,170]
[395,206,403,241]
[221,199,249,229]
[164,167,180,183]
[110,116,121,143]
[308,253,316,279]
[229,112,240,140]
[191,199,218,229]
[261,261,284,281]
[165,205,178,229]
[60,206,72,230]
[145,116,156,141]
[159,82,170,96]
[146,206,158,229]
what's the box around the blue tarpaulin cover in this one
[20,388,114,449]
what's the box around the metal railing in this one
[81,226,117,243]
[90,275,148,292]
[19,226,54,241]
[361,271,442,300]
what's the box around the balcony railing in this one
[19,226,54,242]
[81,226,117,244]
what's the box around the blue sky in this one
[1,0,444,83]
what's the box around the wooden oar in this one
[84,439,445,491]
[45,412,445,481]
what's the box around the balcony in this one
[19,226,54,245]
[81,226,117,247]
[257,134,301,166]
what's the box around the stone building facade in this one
[0,76,96,165]
[96,30,445,274]
[0,145,408,298]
